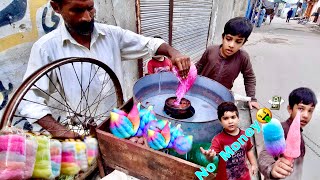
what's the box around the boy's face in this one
[220,111,240,133]
[220,34,245,58]
[287,103,315,128]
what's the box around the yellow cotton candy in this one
[61,163,80,175]
[32,136,52,178]
[32,169,52,179]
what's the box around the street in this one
[233,17,320,179]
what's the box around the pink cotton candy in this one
[24,135,38,179]
[284,111,301,160]
[87,150,97,157]
[172,64,197,106]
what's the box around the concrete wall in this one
[0,0,138,119]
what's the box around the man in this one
[287,8,294,23]
[19,0,190,138]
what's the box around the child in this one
[196,17,259,110]
[258,87,317,180]
[200,102,258,180]
[147,36,172,74]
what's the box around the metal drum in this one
[133,72,234,143]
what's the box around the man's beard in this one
[66,20,94,36]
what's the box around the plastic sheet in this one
[32,135,52,179]
[50,139,62,179]
[61,140,80,175]
[75,140,88,171]
[84,137,98,166]
[0,128,26,180]
[24,134,38,179]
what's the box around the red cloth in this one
[147,57,172,74]
[210,129,253,180]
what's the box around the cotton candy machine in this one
[133,72,234,143]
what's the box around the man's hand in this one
[156,43,191,78]
[171,54,191,79]
[249,101,260,110]
[271,157,293,179]
[200,147,216,162]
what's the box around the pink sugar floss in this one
[172,63,197,106]
[283,110,301,161]
[0,127,26,180]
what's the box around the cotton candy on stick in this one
[262,118,286,157]
[127,103,140,134]
[173,135,193,155]
[135,104,156,137]
[146,130,167,150]
[283,110,301,161]
[167,124,183,148]
[110,112,134,138]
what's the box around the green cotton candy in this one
[32,136,52,178]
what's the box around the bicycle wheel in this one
[0,57,124,137]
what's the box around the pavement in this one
[232,17,320,180]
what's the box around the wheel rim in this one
[1,57,124,136]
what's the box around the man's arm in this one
[241,53,259,109]
[20,43,78,138]
[38,115,80,138]
[258,148,277,179]
[247,149,258,175]
[258,148,294,179]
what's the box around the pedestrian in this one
[258,87,317,180]
[269,12,275,25]
[196,17,259,109]
[287,8,294,23]
[147,36,173,74]
[200,102,258,180]
[256,7,266,27]
[18,0,191,138]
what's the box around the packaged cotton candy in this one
[32,135,52,179]
[61,140,80,175]
[50,139,62,179]
[75,140,88,171]
[84,137,98,166]
[0,127,26,180]
[24,134,38,179]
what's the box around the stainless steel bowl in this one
[133,72,234,143]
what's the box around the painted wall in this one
[0,0,138,119]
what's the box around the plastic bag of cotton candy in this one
[0,127,27,180]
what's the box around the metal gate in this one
[138,0,213,72]
[172,0,213,62]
